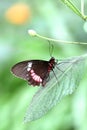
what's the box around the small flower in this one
[28,30,37,36]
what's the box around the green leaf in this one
[24,54,87,122]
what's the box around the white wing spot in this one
[27,62,32,71]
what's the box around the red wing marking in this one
[30,69,42,83]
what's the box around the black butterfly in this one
[11,57,57,86]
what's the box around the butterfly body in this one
[11,57,56,86]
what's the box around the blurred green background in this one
[0,0,87,130]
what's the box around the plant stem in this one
[28,29,87,45]
[36,33,87,45]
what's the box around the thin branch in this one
[28,29,87,45]
[81,0,84,15]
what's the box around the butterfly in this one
[11,57,57,86]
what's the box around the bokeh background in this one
[0,0,87,130]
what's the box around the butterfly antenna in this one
[52,69,60,89]
[48,40,54,57]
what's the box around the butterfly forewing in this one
[11,61,29,80]
[11,60,51,86]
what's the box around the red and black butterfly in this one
[11,57,57,86]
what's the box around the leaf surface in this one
[24,54,87,122]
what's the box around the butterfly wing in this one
[11,60,49,86]
[11,61,29,80]
[34,60,50,86]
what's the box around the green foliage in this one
[0,0,87,130]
